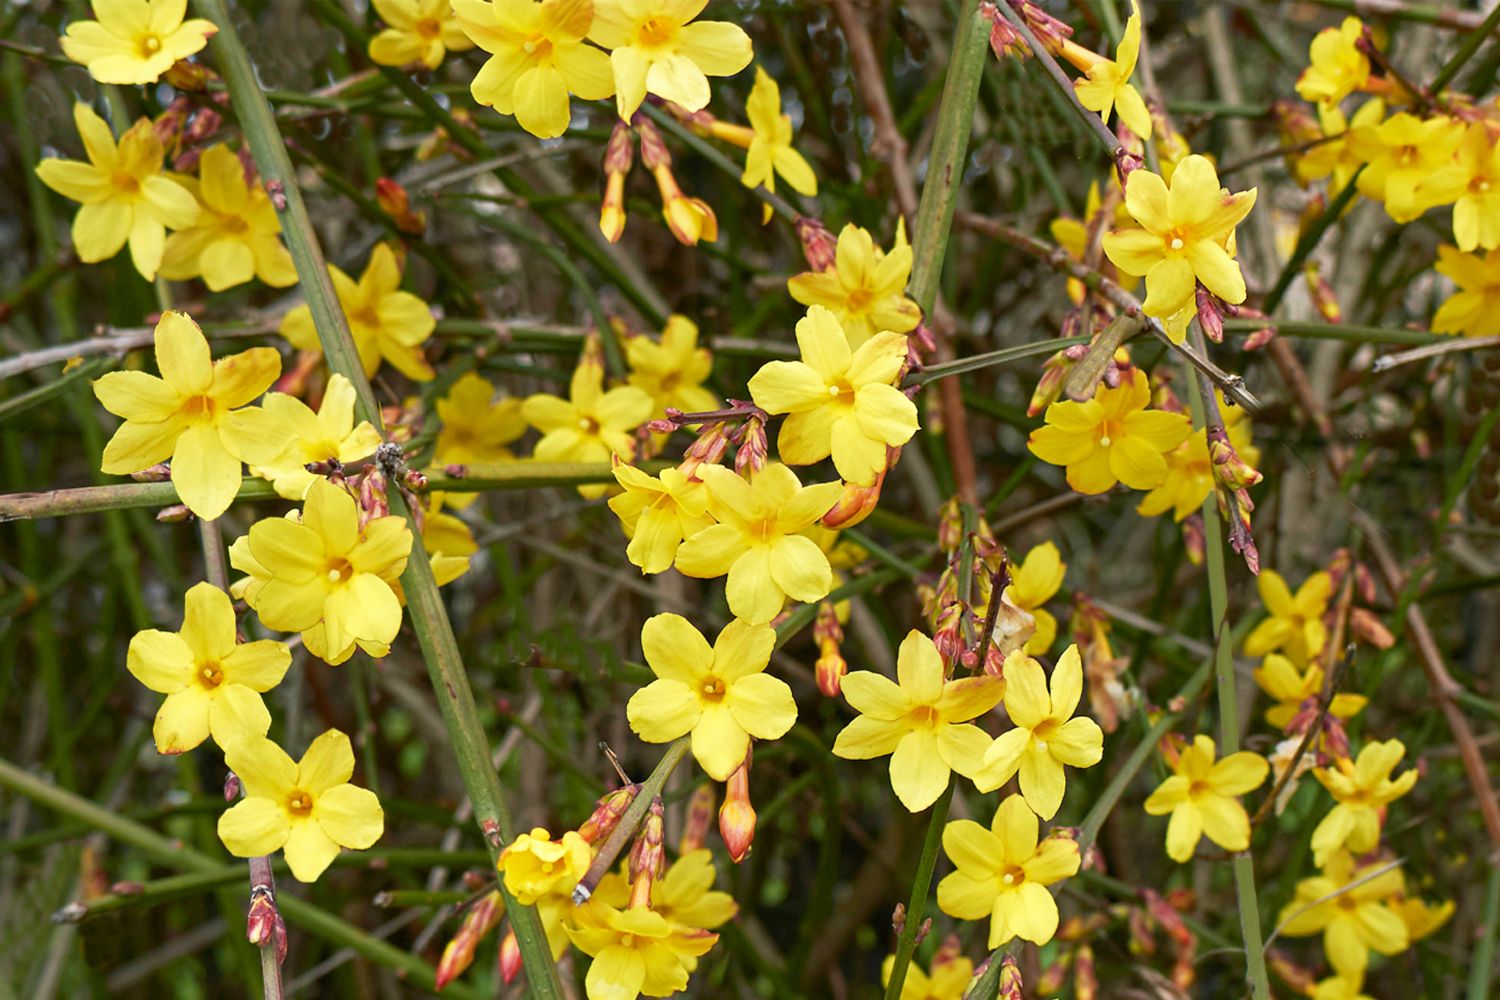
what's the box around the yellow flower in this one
[93,311,282,520]
[433,371,526,509]
[1296,17,1369,106]
[1276,850,1407,976]
[1433,244,1500,337]
[742,67,817,214]
[1143,734,1268,862]
[1348,112,1465,223]
[159,144,296,291]
[653,849,736,930]
[1073,1,1151,139]
[674,462,843,624]
[1296,99,1384,194]
[626,315,718,418]
[1253,653,1366,730]
[499,827,592,902]
[1243,569,1332,666]
[567,902,718,1000]
[127,582,289,754]
[608,462,713,573]
[627,614,796,780]
[369,0,474,69]
[977,646,1102,818]
[787,222,921,347]
[748,305,918,486]
[1027,368,1191,495]
[936,794,1081,947]
[60,0,217,85]
[880,953,973,1000]
[588,0,753,121]
[1103,155,1258,340]
[832,630,1005,812]
[280,244,436,381]
[231,478,412,665]
[1004,542,1065,654]
[420,497,479,588]
[35,103,200,280]
[522,350,653,497]
[1310,739,1417,865]
[1137,402,1259,521]
[1439,123,1500,251]
[453,0,615,139]
[251,375,384,500]
[218,730,384,882]
[1392,896,1453,941]
[1310,973,1375,1000]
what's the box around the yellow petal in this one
[154,688,211,754]
[315,784,384,849]
[627,679,701,742]
[283,820,342,881]
[298,729,356,793]
[218,797,290,858]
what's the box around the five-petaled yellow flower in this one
[1004,542,1066,654]
[61,0,217,85]
[977,646,1103,819]
[434,372,527,509]
[522,350,653,497]
[748,305,918,486]
[35,103,200,281]
[218,730,384,882]
[741,67,817,218]
[1027,368,1191,495]
[93,311,282,520]
[568,901,718,1000]
[1296,17,1369,106]
[499,827,592,902]
[609,462,713,573]
[1310,739,1417,865]
[231,478,412,665]
[1103,155,1258,340]
[674,462,842,624]
[626,315,718,418]
[251,375,384,500]
[1253,653,1366,730]
[127,582,290,755]
[589,0,753,121]
[1277,849,1408,976]
[880,953,973,1000]
[1243,568,1332,666]
[1432,245,1500,338]
[1073,1,1152,140]
[1349,112,1465,224]
[280,243,436,381]
[1143,734,1268,862]
[453,0,615,139]
[369,0,474,69]
[160,144,297,291]
[788,222,921,347]
[652,849,738,930]
[936,794,1081,947]
[832,630,1005,812]
[627,614,796,781]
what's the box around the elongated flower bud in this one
[821,467,886,529]
[434,891,505,990]
[719,756,756,863]
[578,783,640,844]
[498,927,522,985]
[627,797,666,908]
[999,953,1024,1000]
[814,601,847,697]
[680,784,716,855]
[795,216,838,272]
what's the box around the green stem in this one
[906,337,1089,386]
[574,738,690,901]
[1470,863,1500,1000]
[1221,317,1443,346]
[882,783,955,1000]
[196,4,563,994]
[1431,0,1500,92]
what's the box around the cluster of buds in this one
[1140,888,1197,990]
[621,116,717,247]
[998,953,1025,1000]
[719,755,756,863]
[648,400,769,475]
[978,1,1027,60]
[1206,421,1263,574]
[375,177,427,236]
[1325,549,1394,654]
[813,600,847,697]
[577,782,641,844]
[795,216,838,272]
[433,890,505,990]
[922,502,1031,671]
[627,797,666,908]
[981,0,1071,61]
[1068,595,1132,733]
[246,884,289,965]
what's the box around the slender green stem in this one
[1263,173,1363,315]
[574,737,691,901]
[882,783,955,1000]
[1431,0,1500,92]
[906,337,1089,386]
[1221,317,1443,347]
[1470,863,1500,1000]
[196,4,562,993]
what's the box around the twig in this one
[0,322,280,381]
[1371,334,1500,371]
[1262,858,1406,952]
[1250,645,1355,830]
[572,738,690,903]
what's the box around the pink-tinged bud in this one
[795,216,838,272]
[156,504,193,523]
[814,601,847,697]
[1182,514,1206,566]
[1074,943,1099,1000]
[183,107,223,148]
[153,98,190,150]
[734,415,767,475]
[223,772,241,801]
[930,934,963,972]
[1304,262,1343,323]
[931,600,968,665]
[1354,562,1378,605]
[821,468,886,529]
[434,891,505,990]
[604,120,635,175]
[680,783,716,855]
[936,498,964,552]
[163,58,211,92]
[980,2,1027,59]
[1195,285,1224,343]
[498,928,522,985]
[1017,0,1072,52]
[636,118,670,170]
[1322,716,1352,761]
[891,902,907,937]
[1348,606,1394,649]
[1266,951,1317,993]
[1029,350,1074,416]
[998,954,1024,1000]
[376,178,427,236]
[132,462,174,482]
[600,170,627,243]
[678,423,730,477]
[246,889,287,965]
[719,757,756,864]
[1114,147,1145,182]
[627,796,666,908]
[357,471,390,527]
[578,783,640,844]
[1036,955,1071,994]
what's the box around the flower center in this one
[699,676,727,703]
[577,415,601,435]
[198,661,224,689]
[138,33,163,56]
[221,213,250,235]
[1188,779,1211,799]
[1097,419,1122,448]
[350,304,380,330]
[1169,237,1185,250]
[287,790,314,817]
[909,704,940,729]
[846,286,873,313]
[635,17,677,48]
[750,517,779,542]
[522,36,554,61]
[827,380,856,405]
[619,933,637,948]
[415,17,442,40]
[540,860,556,874]
[181,394,217,422]
[326,557,354,584]
[999,863,1026,888]
[112,171,142,195]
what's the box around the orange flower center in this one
[350,304,380,330]
[1188,779,1212,799]
[415,17,443,40]
[909,704,940,729]
[635,17,677,48]
[112,172,142,195]
[287,790,314,817]
[1096,419,1123,448]
[619,932,637,948]
[181,394,217,423]
[138,33,163,57]
[750,517,779,543]
[221,213,250,235]
[998,863,1026,888]
[826,380,856,406]
[326,557,354,584]
[846,286,873,313]
[198,661,224,689]
[522,36,554,61]
[577,415,601,436]
[699,676,727,702]
[1032,718,1058,749]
